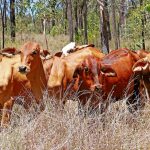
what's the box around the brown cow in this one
[74,48,142,113]
[0,48,21,127]
[0,61,14,127]
[47,46,104,105]
[0,45,53,126]
[0,42,48,127]
[18,41,47,109]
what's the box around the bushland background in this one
[0,0,150,52]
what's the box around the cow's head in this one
[18,42,41,74]
[133,57,150,75]
[73,56,102,91]
[73,56,117,91]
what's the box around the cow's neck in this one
[27,59,47,100]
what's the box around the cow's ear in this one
[54,51,62,57]
[1,47,17,57]
[101,66,117,77]
[133,58,149,74]
[2,47,16,54]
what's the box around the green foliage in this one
[87,11,100,45]
[50,25,65,36]
[145,4,150,12]
[121,2,150,50]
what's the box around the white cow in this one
[62,42,76,56]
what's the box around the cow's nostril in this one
[19,66,27,72]
[95,86,100,91]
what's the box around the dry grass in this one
[1,33,69,53]
[0,90,150,150]
[1,33,150,53]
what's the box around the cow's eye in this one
[32,50,37,55]
[101,66,106,72]
[84,67,89,73]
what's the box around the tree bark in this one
[10,0,15,42]
[98,0,110,53]
[64,1,68,35]
[140,0,145,50]
[78,1,84,30]
[51,0,56,27]
[83,0,88,44]
[119,0,126,26]
[111,0,119,49]
[4,0,7,31]
[0,0,6,48]
[74,0,79,40]
[66,0,74,42]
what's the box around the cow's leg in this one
[1,98,14,127]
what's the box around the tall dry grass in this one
[0,89,150,150]
[1,33,150,52]
[1,34,69,53]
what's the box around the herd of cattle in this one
[0,41,150,127]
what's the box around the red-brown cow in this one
[18,42,47,109]
[74,48,142,113]
[0,45,53,127]
[47,46,105,105]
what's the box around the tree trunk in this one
[4,0,7,31]
[119,0,126,47]
[83,0,88,44]
[51,0,56,27]
[43,18,46,35]
[74,0,79,41]
[119,0,126,26]
[10,0,15,42]
[78,1,84,31]
[98,0,110,53]
[64,1,68,35]
[140,0,145,50]
[111,0,119,49]
[0,0,6,48]
[66,0,74,42]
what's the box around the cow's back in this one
[100,49,140,99]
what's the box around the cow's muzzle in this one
[91,84,102,92]
[18,66,28,74]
